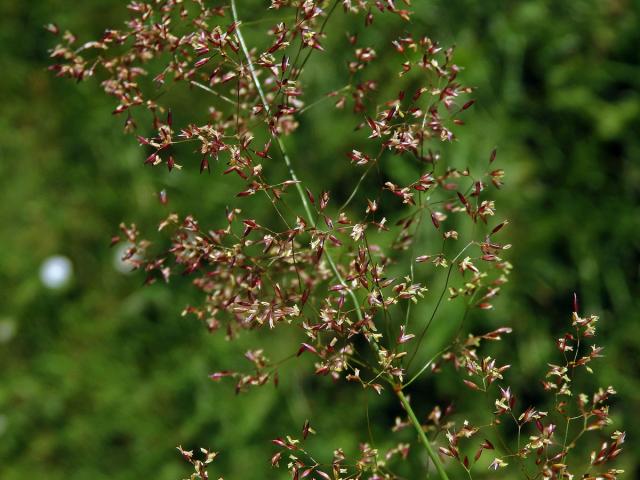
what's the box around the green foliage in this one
[1,0,638,478]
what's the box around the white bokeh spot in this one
[40,255,73,289]
[113,243,138,274]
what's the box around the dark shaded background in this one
[1,0,638,478]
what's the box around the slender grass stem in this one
[190,80,239,107]
[231,3,448,478]
[230,0,362,323]
[397,390,450,480]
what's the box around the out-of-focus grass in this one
[1,0,638,478]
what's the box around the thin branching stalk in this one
[397,390,450,480]
[232,2,449,477]
[230,0,364,323]
[49,2,626,477]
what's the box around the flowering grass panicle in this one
[49,1,624,478]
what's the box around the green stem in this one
[190,80,239,107]
[230,0,313,221]
[397,390,450,480]
[230,0,362,323]
[231,4,448,479]
[291,0,341,81]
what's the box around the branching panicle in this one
[49,1,624,479]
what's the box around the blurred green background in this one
[1,0,638,478]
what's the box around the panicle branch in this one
[49,2,624,479]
